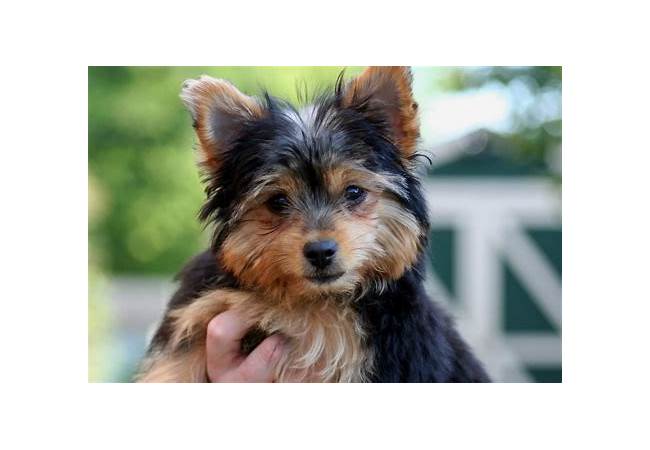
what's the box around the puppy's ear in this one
[181,76,263,171]
[342,67,420,159]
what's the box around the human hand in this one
[205,310,286,382]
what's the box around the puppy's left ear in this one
[181,76,264,172]
[341,66,420,159]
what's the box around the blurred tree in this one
[443,66,562,177]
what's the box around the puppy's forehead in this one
[242,104,408,198]
[267,105,368,170]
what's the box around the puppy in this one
[136,66,490,382]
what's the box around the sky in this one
[413,67,561,147]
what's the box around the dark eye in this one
[344,185,366,205]
[267,193,290,214]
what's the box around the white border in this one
[3,0,650,448]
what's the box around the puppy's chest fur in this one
[137,251,492,383]
[138,284,370,383]
[221,290,369,382]
[247,298,370,382]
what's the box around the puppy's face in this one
[182,67,429,298]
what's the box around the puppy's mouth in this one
[306,272,345,284]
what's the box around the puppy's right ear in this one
[181,76,263,171]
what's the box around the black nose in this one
[303,239,338,269]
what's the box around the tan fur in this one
[342,66,420,159]
[217,166,407,300]
[137,345,207,383]
[370,196,423,280]
[181,76,263,171]
[137,289,369,382]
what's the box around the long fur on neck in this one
[136,289,369,382]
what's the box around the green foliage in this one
[88,175,112,381]
[89,67,361,274]
[88,268,111,381]
[445,66,562,174]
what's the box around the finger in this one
[205,310,252,375]
[234,334,286,382]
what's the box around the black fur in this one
[356,260,489,382]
